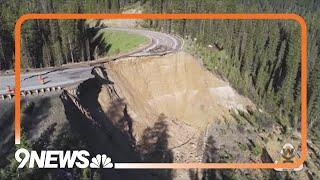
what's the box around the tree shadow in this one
[137,113,174,180]
[0,101,14,166]
[60,77,152,179]
[32,122,57,151]
[201,136,221,180]
[0,27,14,70]
[61,90,134,179]
[106,99,136,146]
[189,169,200,180]
[188,136,237,180]
[87,27,111,59]
[21,97,52,141]
[58,67,176,179]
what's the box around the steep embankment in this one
[96,52,316,179]
[2,52,317,179]
[97,52,255,163]
[105,52,252,128]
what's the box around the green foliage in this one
[145,0,320,144]
[2,2,318,137]
[80,168,91,180]
[238,143,247,151]
[252,145,262,157]
[93,170,102,180]
[0,134,31,180]
[0,0,138,70]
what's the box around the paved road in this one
[113,28,181,56]
[0,28,182,96]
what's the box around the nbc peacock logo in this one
[90,154,113,168]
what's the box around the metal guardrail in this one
[1,86,63,100]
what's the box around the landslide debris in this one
[97,52,258,166]
[98,52,317,179]
[1,52,317,179]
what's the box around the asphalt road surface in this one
[0,28,182,95]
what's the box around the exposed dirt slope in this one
[99,52,254,163]
[1,52,317,179]
[106,52,253,128]
[97,52,317,179]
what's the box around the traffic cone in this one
[39,77,45,85]
[6,85,11,93]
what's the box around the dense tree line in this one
[0,0,138,70]
[0,0,319,143]
[143,0,320,143]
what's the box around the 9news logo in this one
[15,148,113,169]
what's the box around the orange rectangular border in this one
[14,13,307,169]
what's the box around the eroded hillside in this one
[90,52,318,179]
[1,52,318,179]
[100,52,254,163]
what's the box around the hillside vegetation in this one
[0,0,136,70]
[0,0,319,179]
[143,0,320,146]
